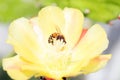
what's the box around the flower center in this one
[48,33,66,51]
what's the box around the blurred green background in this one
[0,0,120,23]
[0,0,120,80]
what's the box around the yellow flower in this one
[3,6,111,80]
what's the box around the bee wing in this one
[55,25,62,34]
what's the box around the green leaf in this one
[0,0,40,23]
[0,66,12,80]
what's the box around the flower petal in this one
[7,17,42,63]
[2,56,36,80]
[66,24,109,76]
[72,24,109,62]
[81,54,111,74]
[63,8,84,49]
[38,6,65,40]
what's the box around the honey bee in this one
[48,32,66,45]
